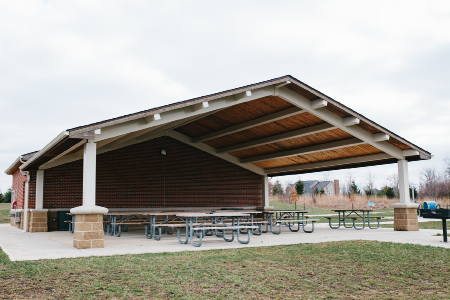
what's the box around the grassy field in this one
[0,203,11,224]
[1,241,449,299]
[382,221,450,230]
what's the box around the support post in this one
[71,140,108,249]
[390,159,419,231]
[27,170,48,232]
[261,176,273,211]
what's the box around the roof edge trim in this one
[20,131,70,171]
[4,156,22,175]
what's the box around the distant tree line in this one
[0,188,12,203]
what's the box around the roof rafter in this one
[265,153,393,175]
[277,87,405,160]
[216,123,336,154]
[192,107,304,143]
[240,138,364,164]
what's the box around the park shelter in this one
[5,75,431,248]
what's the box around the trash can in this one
[423,201,437,210]
[57,211,71,231]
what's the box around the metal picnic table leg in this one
[367,211,380,229]
[270,214,282,235]
[288,212,300,232]
[353,211,366,230]
[237,217,251,244]
[114,216,122,237]
[343,212,354,229]
[222,217,235,242]
[303,220,316,233]
[190,217,203,247]
[145,216,153,239]
[177,218,189,244]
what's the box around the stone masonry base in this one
[394,207,419,231]
[73,214,104,249]
[28,211,48,232]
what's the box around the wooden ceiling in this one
[175,93,412,175]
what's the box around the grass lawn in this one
[382,221,450,230]
[0,203,11,224]
[1,241,449,299]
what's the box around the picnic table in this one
[264,210,318,234]
[106,212,154,237]
[175,212,260,247]
[326,209,383,230]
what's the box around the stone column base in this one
[391,203,419,231]
[71,205,108,249]
[73,214,105,249]
[28,209,48,232]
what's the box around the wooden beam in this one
[145,113,161,124]
[92,85,275,142]
[216,123,335,154]
[191,101,209,112]
[373,133,389,142]
[343,117,360,126]
[169,130,265,175]
[240,138,364,164]
[310,99,327,109]
[265,153,393,175]
[276,87,405,159]
[192,107,304,143]
[39,140,86,169]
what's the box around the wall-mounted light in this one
[160,149,167,156]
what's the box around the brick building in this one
[5,75,431,248]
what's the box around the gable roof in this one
[15,75,431,175]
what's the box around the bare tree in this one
[387,174,399,196]
[420,167,440,200]
[364,170,375,198]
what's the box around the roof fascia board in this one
[277,87,405,160]
[90,86,276,143]
[168,130,265,175]
[286,76,431,159]
[4,156,22,175]
[20,131,70,171]
[67,76,291,135]
[216,123,336,154]
[265,153,392,175]
[240,138,364,164]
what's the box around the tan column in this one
[70,141,108,249]
[390,160,419,231]
[73,214,105,249]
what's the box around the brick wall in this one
[28,170,36,209]
[43,137,262,209]
[12,170,27,209]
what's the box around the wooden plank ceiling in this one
[175,90,413,175]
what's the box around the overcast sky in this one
[1,1,449,192]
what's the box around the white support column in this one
[390,159,418,231]
[82,140,97,206]
[35,170,44,209]
[398,159,410,203]
[262,176,270,209]
[71,140,108,215]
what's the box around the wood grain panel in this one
[175,96,294,138]
[229,129,353,159]
[254,144,382,169]
[204,112,325,149]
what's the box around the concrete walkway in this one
[1,223,449,261]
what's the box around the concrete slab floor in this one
[0,223,449,262]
